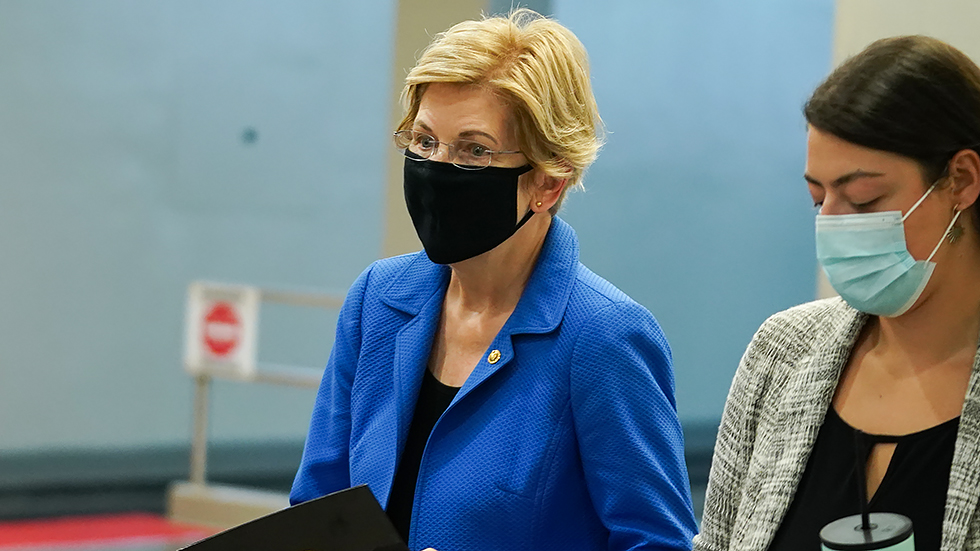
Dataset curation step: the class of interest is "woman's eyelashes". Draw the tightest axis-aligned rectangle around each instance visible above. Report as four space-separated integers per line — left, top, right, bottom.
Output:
852 198 880 211
810 198 881 212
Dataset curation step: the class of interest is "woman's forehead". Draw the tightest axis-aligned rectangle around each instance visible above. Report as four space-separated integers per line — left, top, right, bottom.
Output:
806 128 921 182
415 83 515 142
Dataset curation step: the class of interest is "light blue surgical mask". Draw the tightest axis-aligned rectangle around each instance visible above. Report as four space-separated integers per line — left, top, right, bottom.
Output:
815 183 962 317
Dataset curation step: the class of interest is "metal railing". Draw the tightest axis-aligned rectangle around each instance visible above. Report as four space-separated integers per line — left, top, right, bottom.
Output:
171 282 345 528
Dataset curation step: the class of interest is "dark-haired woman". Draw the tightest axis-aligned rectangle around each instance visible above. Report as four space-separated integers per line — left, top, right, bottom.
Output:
693 36 980 551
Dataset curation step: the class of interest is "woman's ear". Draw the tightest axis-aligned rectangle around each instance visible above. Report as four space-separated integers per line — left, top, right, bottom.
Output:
529 158 573 213
530 171 567 213
948 148 980 211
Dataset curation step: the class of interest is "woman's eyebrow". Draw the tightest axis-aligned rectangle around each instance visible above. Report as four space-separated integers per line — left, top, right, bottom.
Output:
458 130 499 145
412 122 500 146
804 169 885 187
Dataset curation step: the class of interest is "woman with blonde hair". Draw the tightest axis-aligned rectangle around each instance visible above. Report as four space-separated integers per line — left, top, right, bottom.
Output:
291 9 696 551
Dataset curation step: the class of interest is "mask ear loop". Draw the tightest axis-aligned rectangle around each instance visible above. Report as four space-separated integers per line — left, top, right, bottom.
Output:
513 165 540 232
901 182 939 222
514 205 536 232
926 208 963 262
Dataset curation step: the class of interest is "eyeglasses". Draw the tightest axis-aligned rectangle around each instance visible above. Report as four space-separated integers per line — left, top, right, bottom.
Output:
393 130 524 170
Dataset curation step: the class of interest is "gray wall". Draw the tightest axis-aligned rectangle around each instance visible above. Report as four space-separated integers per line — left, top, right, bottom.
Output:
0 0 833 459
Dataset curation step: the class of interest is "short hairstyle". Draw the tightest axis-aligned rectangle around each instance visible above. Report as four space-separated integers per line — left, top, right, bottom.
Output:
805 35 980 235
397 9 604 213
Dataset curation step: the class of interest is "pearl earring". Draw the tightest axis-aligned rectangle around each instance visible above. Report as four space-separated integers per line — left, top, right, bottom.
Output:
536 201 543 208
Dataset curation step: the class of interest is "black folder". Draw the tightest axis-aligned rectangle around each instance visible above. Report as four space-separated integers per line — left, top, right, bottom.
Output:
181 485 408 551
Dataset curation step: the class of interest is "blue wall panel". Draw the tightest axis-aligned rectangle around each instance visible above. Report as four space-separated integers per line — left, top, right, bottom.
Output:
553 0 834 424
0 0 834 455
0 0 395 451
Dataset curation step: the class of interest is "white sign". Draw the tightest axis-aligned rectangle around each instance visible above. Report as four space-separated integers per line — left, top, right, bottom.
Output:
184 282 260 379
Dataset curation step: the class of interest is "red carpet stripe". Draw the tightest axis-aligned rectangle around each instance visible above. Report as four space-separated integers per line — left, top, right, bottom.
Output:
0 513 212 548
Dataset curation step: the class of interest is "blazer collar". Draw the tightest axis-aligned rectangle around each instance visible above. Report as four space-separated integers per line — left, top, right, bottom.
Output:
505 215 579 335
379 254 451 316
379 216 579 335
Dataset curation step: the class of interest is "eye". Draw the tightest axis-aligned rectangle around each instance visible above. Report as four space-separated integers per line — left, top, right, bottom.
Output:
806 181 824 211
459 140 491 158
809 192 824 210
415 133 437 151
853 198 880 211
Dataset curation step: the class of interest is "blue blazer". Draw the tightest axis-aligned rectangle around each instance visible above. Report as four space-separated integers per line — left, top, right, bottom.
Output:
291 217 696 551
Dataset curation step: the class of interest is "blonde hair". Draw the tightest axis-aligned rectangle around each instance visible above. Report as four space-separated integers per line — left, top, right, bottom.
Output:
397 9 604 212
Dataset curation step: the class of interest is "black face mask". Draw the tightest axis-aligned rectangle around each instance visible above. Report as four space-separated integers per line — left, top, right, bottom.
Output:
403 154 535 265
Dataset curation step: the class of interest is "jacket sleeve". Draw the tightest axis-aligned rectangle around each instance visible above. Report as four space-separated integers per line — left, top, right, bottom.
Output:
692 319 771 551
289 263 374 505
569 300 698 551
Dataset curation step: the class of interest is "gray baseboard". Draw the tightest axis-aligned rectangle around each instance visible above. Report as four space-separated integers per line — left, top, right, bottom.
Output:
0 421 718 520
683 420 719 521
683 420 718 488
0 441 305 519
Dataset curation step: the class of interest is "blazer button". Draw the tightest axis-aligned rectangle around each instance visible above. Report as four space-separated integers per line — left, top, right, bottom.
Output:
487 349 501 364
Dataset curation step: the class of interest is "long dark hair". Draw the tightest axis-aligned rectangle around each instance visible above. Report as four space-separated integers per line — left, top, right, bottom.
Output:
804 35 980 234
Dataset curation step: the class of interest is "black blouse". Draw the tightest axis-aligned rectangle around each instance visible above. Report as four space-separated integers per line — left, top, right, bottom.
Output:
385 368 460 543
769 407 959 551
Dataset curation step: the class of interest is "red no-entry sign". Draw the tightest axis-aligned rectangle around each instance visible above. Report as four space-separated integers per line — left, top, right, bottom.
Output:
203 302 241 357
184 283 260 378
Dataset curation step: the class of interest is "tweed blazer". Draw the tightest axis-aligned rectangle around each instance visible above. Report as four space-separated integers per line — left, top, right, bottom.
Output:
692 297 980 551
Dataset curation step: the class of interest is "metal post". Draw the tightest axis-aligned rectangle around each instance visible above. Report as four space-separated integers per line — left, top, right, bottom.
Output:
190 374 211 485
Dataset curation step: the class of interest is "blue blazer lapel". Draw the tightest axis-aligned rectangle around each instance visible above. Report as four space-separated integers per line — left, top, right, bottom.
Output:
369 218 580 498
455 217 579 402
392 290 445 453
372 253 449 506
455 329 516 403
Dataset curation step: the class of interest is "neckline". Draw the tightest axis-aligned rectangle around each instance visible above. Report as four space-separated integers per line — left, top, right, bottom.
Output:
829 407 960 442
424 368 462 394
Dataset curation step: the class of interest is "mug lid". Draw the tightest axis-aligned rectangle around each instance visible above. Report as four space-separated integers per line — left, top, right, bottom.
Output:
820 513 913 550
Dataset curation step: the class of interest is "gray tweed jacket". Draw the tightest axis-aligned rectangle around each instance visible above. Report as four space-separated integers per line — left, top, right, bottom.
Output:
692 297 980 551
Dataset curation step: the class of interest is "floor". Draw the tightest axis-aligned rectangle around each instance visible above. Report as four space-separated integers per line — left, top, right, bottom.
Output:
0 483 707 551
0 514 211 551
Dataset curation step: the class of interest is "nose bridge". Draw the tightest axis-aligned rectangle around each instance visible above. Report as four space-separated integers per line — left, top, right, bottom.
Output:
820 193 847 216
428 140 453 162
